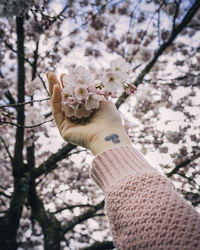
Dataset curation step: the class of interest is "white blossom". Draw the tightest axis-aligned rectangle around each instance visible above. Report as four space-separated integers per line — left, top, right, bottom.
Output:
102 71 126 92
85 93 103 111
110 58 130 73
74 85 89 101
69 66 94 86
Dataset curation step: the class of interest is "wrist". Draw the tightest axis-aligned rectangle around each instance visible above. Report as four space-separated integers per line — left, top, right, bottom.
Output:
89 127 132 156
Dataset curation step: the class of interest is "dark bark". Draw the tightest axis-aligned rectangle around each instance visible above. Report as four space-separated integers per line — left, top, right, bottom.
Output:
13 17 25 177
27 40 64 250
5 90 16 106
28 181 64 250
82 241 115 250
1 17 29 250
182 191 200 207
4 173 30 250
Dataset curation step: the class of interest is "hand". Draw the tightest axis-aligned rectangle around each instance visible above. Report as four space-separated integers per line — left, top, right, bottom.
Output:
47 72 131 155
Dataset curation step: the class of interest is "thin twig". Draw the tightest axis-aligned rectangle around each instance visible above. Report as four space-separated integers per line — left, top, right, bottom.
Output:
0 97 50 109
40 0 115 63
4 41 49 95
0 119 53 128
172 0 182 31
167 152 200 177
116 0 200 108
0 191 12 198
52 203 96 214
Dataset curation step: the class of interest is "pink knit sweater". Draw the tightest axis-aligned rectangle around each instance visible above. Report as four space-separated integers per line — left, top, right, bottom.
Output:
90 145 200 250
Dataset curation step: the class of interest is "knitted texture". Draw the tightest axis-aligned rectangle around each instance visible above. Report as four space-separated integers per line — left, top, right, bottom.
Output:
90 145 200 250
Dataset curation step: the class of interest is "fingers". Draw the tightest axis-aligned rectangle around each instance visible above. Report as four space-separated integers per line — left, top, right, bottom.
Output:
46 72 60 97
60 73 66 88
51 84 64 127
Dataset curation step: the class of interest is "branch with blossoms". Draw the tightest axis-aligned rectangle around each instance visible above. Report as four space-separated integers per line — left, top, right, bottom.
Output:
125 0 166 57
182 191 200 207
63 200 105 233
178 172 199 188
39 0 114 64
115 0 200 109
52 202 100 214
30 3 69 30
166 151 200 177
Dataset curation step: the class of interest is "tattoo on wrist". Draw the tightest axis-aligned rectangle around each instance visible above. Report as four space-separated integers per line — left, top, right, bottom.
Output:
105 134 120 144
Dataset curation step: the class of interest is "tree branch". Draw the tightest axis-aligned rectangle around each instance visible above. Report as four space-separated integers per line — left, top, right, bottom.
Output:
81 241 114 250
63 200 104 233
1 119 53 128
28 179 64 249
52 203 96 214
4 90 16 106
12 17 25 177
166 151 200 177
4 41 49 95
5 18 30 248
182 191 200 207
116 0 200 109
33 143 77 179
0 191 11 199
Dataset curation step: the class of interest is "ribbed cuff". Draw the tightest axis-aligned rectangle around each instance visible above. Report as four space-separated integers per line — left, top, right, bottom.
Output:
90 145 160 193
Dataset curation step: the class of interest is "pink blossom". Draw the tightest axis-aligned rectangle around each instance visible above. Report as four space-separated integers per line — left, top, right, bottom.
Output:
125 84 137 95
69 66 94 85
88 84 103 95
66 97 76 105
85 94 103 111
74 85 89 101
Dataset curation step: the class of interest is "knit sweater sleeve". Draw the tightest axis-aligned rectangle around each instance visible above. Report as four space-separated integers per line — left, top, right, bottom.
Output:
90 145 200 250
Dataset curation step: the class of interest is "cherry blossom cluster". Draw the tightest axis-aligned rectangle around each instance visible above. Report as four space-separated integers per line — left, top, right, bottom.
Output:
61 58 137 119
0 0 41 17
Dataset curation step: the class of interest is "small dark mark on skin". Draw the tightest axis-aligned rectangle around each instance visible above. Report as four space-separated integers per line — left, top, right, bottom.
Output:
105 134 120 144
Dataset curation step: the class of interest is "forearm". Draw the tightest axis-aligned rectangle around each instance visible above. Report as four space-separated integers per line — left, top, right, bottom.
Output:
89 127 132 156
90 145 200 249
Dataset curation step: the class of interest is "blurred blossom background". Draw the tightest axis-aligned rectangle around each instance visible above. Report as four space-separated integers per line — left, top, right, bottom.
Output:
0 0 200 249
